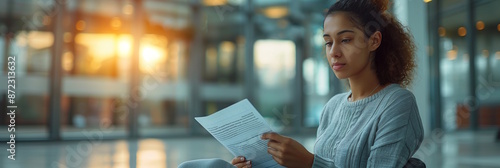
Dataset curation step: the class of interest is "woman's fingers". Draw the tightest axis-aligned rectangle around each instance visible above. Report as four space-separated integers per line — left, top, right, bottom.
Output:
231 156 245 164
261 132 287 142
267 147 283 158
233 161 252 168
232 156 251 168
271 155 284 165
267 140 284 151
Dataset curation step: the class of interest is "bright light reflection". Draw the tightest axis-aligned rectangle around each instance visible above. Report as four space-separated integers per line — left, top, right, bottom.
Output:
140 35 167 72
254 40 296 88
117 35 132 57
75 33 116 59
75 33 167 73
137 139 166 168
62 51 74 71
141 45 162 63
16 31 54 49
113 141 130 168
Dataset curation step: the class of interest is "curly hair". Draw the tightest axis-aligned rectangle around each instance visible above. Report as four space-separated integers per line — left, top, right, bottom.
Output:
325 0 416 88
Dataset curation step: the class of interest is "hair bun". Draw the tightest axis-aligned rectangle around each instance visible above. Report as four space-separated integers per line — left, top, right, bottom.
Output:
371 0 389 13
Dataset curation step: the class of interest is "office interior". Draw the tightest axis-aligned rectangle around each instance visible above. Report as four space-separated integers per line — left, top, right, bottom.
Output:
0 0 500 167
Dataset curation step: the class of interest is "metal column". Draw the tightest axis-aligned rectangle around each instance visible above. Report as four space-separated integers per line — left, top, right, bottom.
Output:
244 0 256 104
293 40 305 133
428 1 442 131
2 0 13 72
48 0 66 140
466 0 478 130
188 1 204 135
128 0 143 138
293 12 311 133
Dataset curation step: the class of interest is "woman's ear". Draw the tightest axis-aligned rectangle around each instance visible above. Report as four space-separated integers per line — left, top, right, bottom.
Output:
369 31 382 51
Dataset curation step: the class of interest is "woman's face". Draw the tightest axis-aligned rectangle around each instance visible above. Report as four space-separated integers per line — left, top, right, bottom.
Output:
323 12 379 79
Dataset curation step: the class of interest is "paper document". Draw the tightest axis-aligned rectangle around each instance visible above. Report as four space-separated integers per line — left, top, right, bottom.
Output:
195 99 284 168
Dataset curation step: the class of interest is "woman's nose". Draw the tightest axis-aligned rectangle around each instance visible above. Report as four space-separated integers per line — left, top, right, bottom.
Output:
328 44 341 58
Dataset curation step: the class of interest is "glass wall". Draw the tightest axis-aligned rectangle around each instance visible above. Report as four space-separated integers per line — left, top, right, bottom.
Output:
60 9 130 137
194 1 246 135
1 0 390 140
0 1 51 139
303 24 335 128
136 0 190 136
438 0 469 131
431 0 500 131
472 0 500 129
53 0 192 138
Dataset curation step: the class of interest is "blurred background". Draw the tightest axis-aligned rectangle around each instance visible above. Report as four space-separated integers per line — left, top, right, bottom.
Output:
0 0 499 167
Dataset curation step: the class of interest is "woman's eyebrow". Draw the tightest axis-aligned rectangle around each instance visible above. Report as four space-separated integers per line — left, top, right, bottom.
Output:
323 30 355 38
337 30 354 35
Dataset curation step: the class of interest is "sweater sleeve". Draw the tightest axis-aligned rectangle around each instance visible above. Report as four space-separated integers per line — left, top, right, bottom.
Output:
367 90 424 168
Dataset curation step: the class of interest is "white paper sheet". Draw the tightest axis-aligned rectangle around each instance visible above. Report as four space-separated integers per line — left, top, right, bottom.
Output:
195 99 284 168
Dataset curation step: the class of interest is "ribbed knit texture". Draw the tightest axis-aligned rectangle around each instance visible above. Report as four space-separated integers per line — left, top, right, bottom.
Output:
312 84 424 168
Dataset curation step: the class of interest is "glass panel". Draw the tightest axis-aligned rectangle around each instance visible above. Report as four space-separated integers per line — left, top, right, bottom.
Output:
474 0 500 128
439 0 469 131
201 1 245 85
201 4 245 85
62 31 129 137
54 0 191 137
442 0 466 8
138 37 190 136
138 0 191 136
0 0 51 139
303 26 333 127
61 0 131 137
194 2 247 134
254 39 296 132
253 4 297 128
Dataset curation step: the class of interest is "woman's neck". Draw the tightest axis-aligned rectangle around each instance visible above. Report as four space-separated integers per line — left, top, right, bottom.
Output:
348 70 382 102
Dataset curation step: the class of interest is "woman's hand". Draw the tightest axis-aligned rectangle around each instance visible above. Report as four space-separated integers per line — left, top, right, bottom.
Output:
261 132 314 168
231 156 252 168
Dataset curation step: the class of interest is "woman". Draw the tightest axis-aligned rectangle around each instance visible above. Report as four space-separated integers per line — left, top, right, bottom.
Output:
180 0 423 167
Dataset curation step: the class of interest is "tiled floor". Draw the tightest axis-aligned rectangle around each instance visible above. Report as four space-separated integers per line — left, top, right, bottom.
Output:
1 130 499 168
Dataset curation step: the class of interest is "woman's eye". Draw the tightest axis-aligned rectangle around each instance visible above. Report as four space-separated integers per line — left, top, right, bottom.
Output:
325 42 332 47
341 39 351 43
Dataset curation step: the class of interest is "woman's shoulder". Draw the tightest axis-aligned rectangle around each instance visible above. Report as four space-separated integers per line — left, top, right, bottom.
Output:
377 84 419 118
383 84 416 103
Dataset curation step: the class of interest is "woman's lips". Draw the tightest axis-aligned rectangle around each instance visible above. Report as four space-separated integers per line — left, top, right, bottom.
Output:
332 63 346 71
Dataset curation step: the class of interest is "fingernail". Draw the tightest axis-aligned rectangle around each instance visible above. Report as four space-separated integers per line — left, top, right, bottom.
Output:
240 157 245 161
246 161 251 165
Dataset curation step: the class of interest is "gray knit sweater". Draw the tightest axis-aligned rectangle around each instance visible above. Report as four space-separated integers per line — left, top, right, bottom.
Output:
312 84 424 168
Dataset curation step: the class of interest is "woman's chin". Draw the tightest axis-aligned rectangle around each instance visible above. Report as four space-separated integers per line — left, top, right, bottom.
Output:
333 72 348 79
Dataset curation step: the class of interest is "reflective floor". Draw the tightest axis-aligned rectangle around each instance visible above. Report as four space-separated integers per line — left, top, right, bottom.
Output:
1 130 499 168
